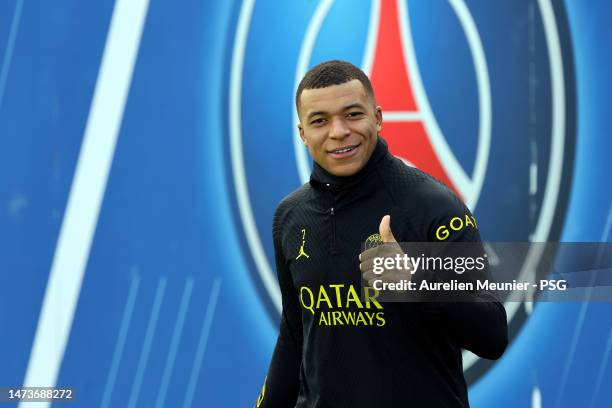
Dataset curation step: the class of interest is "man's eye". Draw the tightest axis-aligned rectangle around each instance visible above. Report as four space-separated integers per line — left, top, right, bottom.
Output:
310 118 326 125
347 111 364 118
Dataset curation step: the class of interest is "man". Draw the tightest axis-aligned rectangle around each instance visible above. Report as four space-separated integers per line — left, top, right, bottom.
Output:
256 60 507 407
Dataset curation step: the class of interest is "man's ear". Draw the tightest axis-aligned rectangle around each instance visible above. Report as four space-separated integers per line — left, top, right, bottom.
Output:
298 124 307 145
375 106 383 132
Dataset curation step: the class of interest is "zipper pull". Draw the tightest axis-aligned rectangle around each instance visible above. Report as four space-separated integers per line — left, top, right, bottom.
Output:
329 206 339 255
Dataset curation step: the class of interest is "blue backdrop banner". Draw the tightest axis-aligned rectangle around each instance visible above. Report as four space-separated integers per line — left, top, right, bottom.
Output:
0 0 611 407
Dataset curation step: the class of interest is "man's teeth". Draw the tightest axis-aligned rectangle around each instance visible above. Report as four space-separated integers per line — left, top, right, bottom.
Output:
333 146 355 154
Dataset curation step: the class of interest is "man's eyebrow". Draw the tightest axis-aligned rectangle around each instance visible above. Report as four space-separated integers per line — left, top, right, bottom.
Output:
342 103 366 111
306 111 326 120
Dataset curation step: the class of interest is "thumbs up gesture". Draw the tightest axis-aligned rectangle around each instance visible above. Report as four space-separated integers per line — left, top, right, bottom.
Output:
360 215 413 288
378 214 397 243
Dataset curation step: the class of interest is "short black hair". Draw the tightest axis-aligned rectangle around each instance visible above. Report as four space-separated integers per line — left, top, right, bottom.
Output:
295 60 376 112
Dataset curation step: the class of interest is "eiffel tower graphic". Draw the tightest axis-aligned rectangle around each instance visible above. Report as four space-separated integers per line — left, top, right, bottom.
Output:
368 0 462 199
296 228 310 260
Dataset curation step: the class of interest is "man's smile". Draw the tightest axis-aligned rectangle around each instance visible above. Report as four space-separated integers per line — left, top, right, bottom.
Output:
327 143 361 159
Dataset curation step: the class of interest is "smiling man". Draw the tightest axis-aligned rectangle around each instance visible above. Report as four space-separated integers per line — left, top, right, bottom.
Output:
256 60 507 407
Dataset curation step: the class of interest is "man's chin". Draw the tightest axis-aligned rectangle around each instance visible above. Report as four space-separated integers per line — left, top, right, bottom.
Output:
326 161 365 177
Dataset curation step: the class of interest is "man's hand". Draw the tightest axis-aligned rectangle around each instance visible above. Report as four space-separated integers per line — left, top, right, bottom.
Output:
360 215 413 287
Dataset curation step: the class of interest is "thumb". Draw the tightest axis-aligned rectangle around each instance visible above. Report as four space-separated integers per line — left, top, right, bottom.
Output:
379 215 397 243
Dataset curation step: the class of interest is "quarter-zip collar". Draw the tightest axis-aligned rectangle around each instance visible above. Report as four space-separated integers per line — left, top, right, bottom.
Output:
309 137 390 256
310 136 390 191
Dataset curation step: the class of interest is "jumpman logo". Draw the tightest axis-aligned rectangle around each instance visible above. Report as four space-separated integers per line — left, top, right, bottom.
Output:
296 228 310 260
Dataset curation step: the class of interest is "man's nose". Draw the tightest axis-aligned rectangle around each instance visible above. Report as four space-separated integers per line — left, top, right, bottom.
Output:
329 117 350 139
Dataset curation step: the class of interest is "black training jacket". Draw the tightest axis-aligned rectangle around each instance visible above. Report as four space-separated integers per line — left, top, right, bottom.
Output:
256 137 508 408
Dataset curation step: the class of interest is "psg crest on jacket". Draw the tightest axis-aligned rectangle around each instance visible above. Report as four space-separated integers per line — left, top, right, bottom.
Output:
226 0 575 383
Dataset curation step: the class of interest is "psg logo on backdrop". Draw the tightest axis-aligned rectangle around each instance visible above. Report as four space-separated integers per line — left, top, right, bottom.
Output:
227 0 575 382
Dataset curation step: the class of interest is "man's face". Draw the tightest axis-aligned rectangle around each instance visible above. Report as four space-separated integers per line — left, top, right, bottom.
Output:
298 79 383 177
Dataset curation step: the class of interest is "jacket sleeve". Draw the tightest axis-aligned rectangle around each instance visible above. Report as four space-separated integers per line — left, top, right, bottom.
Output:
424 200 508 360
256 209 303 407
